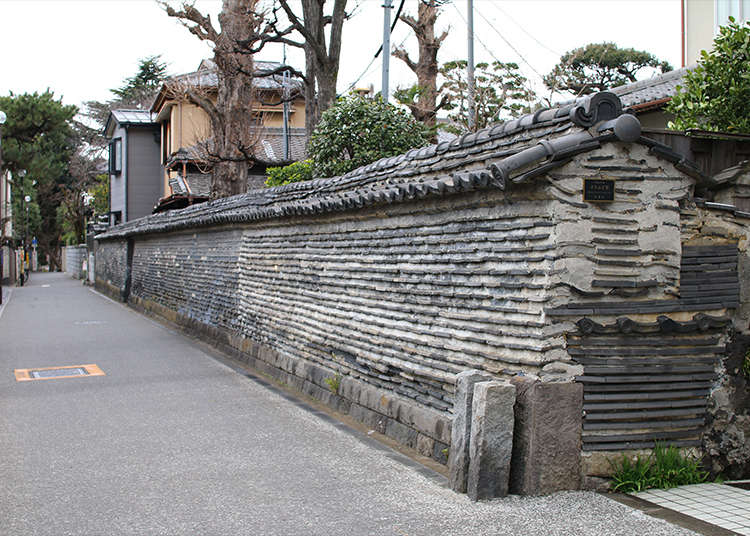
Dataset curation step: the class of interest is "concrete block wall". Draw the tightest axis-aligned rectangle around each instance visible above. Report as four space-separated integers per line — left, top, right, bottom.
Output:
94 240 127 295
92 92 750 484
130 229 243 334
63 245 88 279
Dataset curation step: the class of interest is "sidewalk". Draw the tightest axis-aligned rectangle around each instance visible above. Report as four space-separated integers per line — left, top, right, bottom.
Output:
634 483 750 535
0 272 697 536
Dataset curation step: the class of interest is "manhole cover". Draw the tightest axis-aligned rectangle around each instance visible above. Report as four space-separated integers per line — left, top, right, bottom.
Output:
14 364 105 382
31 367 88 379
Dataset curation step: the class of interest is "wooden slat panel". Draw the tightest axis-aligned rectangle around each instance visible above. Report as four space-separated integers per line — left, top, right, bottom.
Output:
582 429 702 443
569 347 724 357
584 407 706 421
584 398 707 411
583 439 701 451
583 417 705 431
584 389 710 401
577 373 717 383
570 337 721 347
582 364 715 374
583 381 713 392
574 357 719 365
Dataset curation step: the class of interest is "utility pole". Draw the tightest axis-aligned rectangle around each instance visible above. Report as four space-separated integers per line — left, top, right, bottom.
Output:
467 0 476 131
382 0 393 103
282 44 290 162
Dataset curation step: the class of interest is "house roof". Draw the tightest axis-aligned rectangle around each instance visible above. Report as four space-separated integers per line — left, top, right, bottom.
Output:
165 127 308 169
151 59 304 114
611 66 693 111
101 91 660 240
103 109 156 137
254 127 307 165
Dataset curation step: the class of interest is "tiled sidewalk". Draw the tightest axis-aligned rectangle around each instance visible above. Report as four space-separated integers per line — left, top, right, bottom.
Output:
635 483 750 535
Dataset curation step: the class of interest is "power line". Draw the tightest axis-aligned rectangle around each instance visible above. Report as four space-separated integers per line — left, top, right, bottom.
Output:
340 0 406 96
484 2 561 58
450 3 538 104
470 5 546 81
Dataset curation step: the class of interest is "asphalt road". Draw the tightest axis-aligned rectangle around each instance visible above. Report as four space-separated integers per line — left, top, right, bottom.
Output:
0 272 697 536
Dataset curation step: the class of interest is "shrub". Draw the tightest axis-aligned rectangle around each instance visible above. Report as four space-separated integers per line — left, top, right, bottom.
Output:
667 17 750 133
308 94 429 178
264 159 314 188
610 443 709 493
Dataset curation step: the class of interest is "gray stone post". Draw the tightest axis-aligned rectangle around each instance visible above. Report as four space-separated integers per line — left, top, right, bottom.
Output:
509 376 583 496
448 370 494 493
467 380 516 501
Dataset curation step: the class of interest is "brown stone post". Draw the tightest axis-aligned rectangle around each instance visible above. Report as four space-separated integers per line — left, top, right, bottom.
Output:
509 376 583 495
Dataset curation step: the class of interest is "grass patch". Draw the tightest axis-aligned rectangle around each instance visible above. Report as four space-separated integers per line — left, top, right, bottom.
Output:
324 373 342 395
610 443 710 493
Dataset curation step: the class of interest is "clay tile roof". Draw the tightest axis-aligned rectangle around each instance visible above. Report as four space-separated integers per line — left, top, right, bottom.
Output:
100 91 653 240
611 66 693 109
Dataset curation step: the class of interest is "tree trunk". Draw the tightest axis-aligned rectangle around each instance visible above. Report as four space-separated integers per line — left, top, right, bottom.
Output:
208 0 260 199
393 1 447 135
298 0 347 138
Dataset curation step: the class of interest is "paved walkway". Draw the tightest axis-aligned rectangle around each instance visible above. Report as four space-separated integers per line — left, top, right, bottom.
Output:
0 272 697 536
635 483 750 535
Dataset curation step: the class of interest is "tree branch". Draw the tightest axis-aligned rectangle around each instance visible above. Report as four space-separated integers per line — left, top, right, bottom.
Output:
160 1 219 42
393 47 416 72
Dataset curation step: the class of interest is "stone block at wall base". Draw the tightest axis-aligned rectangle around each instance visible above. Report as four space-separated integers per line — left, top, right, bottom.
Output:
581 476 611 492
95 279 122 302
467 381 516 501
448 370 495 493
509 376 583 496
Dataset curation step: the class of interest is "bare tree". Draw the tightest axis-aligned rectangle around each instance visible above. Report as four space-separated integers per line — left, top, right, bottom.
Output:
393 0 449 132
276 0 348 137
59 152 100 245
163 0 265 199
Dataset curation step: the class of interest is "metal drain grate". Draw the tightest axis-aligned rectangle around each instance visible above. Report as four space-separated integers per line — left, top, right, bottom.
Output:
14 364 105 382
31 367 88 379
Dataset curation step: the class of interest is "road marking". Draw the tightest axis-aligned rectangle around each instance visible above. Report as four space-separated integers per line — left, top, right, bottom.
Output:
14 363 106 382
41 284 50 288
74 320 108 326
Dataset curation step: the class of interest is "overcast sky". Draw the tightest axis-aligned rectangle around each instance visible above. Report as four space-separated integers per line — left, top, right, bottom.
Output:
0 0 681 112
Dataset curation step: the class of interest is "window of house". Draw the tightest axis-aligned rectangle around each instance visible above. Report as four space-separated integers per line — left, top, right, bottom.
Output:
109 138 122 175
111 211 122 226
716 0 750 32
162 122 171 164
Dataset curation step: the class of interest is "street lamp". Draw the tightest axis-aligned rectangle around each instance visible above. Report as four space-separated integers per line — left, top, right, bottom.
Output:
23 193 30 285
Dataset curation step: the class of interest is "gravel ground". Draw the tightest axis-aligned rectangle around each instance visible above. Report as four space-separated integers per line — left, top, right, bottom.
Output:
0 273 697 536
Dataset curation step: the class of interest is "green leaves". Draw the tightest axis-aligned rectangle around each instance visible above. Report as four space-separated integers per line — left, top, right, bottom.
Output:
610 443 710 493
439 60 536 134
544 42 672 96
265 159 314 187
666 18 750 133
0 91 77 252
307 95 430 178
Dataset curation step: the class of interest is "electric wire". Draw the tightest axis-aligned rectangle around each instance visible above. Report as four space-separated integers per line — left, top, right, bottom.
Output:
484 2 561 58
470 4 546 81
449 3 538 109
340 0 406 95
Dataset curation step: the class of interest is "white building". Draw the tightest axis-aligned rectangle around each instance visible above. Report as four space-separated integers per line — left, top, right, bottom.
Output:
683 0 750 66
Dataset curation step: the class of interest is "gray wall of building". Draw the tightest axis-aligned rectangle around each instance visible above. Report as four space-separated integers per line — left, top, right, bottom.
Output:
109 124 127 224
126 125 162 221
